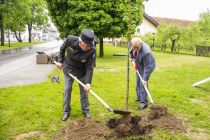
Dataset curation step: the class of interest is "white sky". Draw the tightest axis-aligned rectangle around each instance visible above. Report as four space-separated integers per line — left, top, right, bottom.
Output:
144 0 210 21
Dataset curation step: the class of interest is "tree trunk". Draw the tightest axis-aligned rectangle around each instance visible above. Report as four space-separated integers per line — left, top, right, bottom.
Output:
14 31 22 42
28 22 32 43
126 36 131 111
8 29 10 47
151 38 155 50
171 39 176 52
0 14 5 46
99 38 104 57
18 31 22 42
161 43 166 51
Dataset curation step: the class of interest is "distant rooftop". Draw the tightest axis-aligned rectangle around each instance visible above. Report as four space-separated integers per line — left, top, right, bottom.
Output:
153 17 192 26
143 13 193 27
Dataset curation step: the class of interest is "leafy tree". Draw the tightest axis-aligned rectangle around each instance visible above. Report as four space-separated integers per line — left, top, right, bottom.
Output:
143 33 156 50
25 0 48 43
157 24 184 52
0 0 22 45
3 0 28 43
46 0 143 57
6 1 30 42
198 10 210 45
179 10 210 52
179 23 201 51
1 0 48 44
156 25 169 51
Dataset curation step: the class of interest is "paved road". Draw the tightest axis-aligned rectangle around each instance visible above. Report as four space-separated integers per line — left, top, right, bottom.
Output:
0 40 63 88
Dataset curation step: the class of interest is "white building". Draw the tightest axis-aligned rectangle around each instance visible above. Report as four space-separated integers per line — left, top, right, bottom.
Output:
136 13 159 35
3 26 59 42
136 13 192 36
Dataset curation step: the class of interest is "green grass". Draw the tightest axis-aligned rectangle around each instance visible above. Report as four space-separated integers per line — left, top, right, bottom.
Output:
0 44 210 139
152 47 196 55
0 42 44 50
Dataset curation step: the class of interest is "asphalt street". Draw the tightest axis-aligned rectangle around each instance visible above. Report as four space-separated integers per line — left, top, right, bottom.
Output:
0 40 63 88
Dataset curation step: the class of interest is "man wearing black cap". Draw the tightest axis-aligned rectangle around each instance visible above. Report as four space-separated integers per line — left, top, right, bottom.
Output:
55 29 96 121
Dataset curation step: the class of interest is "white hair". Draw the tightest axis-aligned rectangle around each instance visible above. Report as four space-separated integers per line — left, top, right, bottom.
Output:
131 37 142 45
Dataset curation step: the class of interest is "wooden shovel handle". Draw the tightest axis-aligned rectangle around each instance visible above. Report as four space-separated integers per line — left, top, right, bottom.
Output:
131 60 155 106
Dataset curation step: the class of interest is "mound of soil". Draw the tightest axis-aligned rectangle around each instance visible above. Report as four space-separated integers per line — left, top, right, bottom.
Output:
148 105 168 120
142 105 186 133
53 119 110 140
107 116 153 138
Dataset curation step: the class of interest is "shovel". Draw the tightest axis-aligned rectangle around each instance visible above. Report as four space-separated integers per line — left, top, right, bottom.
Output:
69 73 131 116
131 59 155 106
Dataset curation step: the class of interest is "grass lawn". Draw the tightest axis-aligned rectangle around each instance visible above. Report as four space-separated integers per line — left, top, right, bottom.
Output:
0 45 209 139
152 47 195 55
0 42 44 50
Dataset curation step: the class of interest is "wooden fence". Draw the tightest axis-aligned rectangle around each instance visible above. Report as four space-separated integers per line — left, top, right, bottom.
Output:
196 45 210 57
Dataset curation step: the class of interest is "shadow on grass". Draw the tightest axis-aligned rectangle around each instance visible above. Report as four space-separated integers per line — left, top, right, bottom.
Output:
194 86 210 92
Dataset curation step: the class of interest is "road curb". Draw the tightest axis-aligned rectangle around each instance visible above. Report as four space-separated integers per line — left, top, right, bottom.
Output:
0 46 33 54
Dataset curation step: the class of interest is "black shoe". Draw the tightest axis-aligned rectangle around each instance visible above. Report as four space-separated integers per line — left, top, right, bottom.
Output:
134 99 140 102
138 104 148 110
83 112 92 119
62 113 70 121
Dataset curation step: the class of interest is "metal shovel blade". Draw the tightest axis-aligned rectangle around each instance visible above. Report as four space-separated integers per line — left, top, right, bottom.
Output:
113 109 131 116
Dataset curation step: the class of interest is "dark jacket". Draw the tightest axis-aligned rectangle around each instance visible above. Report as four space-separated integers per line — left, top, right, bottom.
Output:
130 42 155 81
58 35 96 84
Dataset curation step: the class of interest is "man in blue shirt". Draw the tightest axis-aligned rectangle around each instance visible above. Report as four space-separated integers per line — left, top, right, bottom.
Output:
130 37 155 110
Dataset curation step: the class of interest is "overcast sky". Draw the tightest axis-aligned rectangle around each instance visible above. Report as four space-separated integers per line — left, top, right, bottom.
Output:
144 0 210 21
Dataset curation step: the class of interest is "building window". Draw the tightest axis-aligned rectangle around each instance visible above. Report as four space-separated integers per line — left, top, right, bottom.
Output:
137 28 140 34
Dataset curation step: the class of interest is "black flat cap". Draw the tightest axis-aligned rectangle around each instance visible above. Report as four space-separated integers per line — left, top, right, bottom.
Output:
79 29 94 47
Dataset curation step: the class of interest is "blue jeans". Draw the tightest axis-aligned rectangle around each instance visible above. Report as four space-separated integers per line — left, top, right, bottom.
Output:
63 74 89 114
136 73 148 106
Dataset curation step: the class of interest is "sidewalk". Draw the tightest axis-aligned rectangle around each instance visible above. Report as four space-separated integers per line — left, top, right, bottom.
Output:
0 42 44 54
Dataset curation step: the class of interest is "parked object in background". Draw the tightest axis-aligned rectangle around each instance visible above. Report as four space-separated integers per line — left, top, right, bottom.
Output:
36 54 49 64
36 51 59 64
36 51 46 55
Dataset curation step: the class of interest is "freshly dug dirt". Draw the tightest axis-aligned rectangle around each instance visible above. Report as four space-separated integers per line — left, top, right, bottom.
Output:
107 116 153 138
53 119 110 140
54 105 186 139
142 105 186 133
107 105 186 137
148 105 168 120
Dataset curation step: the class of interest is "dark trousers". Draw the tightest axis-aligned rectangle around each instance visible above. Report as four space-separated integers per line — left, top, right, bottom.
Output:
63 74 89 114
136 72 148 106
